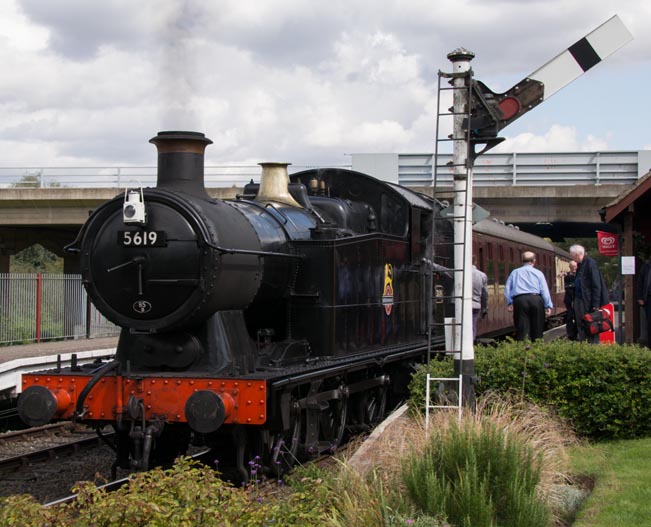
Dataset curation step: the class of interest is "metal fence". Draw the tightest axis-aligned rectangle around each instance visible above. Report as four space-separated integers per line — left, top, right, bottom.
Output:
398 151 641 187
2 151 648 189
0 164 353 189
0 273 118 345
351 151 648 188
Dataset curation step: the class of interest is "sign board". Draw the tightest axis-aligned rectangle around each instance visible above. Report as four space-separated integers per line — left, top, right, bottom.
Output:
597 230 618 256
621 256 635 275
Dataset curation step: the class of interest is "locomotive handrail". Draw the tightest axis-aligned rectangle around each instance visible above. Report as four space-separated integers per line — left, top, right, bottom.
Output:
203 240 304 259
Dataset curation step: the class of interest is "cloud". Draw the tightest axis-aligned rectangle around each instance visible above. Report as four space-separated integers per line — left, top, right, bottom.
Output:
0 0 647 169
0 0 48 51
16 0 180 60
495 124 609 152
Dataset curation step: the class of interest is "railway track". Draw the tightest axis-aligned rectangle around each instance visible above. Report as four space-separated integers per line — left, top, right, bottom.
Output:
0 421 74 444
42 448 337 508
0 410 379 505
0 422 117 503
42 450 216 508
0 426 113 474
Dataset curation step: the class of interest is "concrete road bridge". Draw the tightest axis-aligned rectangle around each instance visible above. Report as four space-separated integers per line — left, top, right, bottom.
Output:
1 150 650 272
354 150 651 239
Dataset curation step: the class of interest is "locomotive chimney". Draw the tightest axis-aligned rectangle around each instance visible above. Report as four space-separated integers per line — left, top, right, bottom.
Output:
149 131 213 197
256 162 302 208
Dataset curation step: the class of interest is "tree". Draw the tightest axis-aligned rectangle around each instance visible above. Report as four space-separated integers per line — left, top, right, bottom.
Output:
10 244 63 273
10 171 62 188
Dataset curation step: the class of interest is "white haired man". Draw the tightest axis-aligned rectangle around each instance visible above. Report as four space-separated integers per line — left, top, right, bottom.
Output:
570 244 608 343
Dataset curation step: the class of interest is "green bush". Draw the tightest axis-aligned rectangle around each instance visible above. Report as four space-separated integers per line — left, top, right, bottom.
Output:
409 341 651 440
403 418 549 527
0 457 334 526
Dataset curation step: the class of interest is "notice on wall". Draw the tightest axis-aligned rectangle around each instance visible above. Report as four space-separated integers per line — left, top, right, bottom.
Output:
621 256 635 275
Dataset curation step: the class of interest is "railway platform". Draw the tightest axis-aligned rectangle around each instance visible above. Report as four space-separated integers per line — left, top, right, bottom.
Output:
0 336 118 365
0 336 117 400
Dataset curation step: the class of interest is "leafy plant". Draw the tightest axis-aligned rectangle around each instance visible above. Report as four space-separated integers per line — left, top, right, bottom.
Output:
0 457 334 526
403 418 549 527
409 340 651 440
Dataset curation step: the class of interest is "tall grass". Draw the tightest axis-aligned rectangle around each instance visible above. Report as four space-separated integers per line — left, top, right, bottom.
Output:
327 393 576 527
403 418 549 526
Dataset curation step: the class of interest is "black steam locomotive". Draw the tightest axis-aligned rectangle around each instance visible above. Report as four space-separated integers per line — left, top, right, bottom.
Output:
17 131 566 478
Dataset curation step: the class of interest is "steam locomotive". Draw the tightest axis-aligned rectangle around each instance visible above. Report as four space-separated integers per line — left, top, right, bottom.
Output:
17 131 568 478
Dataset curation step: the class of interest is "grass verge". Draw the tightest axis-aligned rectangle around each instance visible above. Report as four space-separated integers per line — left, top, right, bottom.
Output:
569 438 651 527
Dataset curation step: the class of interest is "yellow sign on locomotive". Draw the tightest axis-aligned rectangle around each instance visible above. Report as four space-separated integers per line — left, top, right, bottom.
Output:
382 263 394 315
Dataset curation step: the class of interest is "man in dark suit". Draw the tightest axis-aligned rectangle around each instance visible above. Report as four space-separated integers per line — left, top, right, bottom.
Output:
570 244 609 343
563 260 578 340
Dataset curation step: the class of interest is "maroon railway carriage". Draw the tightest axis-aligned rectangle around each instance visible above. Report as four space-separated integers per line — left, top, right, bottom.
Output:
474 218 570 338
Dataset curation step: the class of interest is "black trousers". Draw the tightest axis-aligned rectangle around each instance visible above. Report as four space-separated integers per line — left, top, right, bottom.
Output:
565 308 578 340
513 294 545 341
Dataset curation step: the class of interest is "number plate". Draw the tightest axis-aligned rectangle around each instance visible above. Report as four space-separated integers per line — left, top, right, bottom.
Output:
118 230 167 247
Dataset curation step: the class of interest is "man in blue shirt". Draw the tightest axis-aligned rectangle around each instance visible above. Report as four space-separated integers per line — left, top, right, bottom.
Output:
504 251 553 341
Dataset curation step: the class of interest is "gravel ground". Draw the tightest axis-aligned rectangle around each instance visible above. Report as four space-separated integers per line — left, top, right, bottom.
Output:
0 424 92 459
0 425 119 504
0 443 117 504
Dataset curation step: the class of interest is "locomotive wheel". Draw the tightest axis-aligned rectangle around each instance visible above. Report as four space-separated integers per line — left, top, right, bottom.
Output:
362 385 388 426
269 411 302 476
318 395 348 454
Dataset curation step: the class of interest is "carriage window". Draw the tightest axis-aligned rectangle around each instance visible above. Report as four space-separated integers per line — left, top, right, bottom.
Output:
487 243 493 259
499 246 504 261
486 261 497 297
498 262 506 297
486 261 495 283
498 263 506 285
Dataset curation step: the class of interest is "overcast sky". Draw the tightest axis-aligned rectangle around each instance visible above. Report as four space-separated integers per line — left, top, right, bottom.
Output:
0 0 649 168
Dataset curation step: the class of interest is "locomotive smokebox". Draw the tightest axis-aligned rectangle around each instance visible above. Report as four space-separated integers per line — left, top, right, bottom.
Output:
149 131 213 197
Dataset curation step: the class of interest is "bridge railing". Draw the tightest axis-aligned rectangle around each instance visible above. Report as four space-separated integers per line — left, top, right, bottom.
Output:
396 151 641 187
0 151 644 189
0 273 118 345
0 165 352 189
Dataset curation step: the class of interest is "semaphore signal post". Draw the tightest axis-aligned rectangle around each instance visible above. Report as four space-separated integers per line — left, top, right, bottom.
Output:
427 15 633 421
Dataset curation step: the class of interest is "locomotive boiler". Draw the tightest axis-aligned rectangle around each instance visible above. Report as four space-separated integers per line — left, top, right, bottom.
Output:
18 131 438 477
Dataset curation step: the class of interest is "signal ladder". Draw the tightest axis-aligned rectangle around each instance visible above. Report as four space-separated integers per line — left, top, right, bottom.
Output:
425 61 474 427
